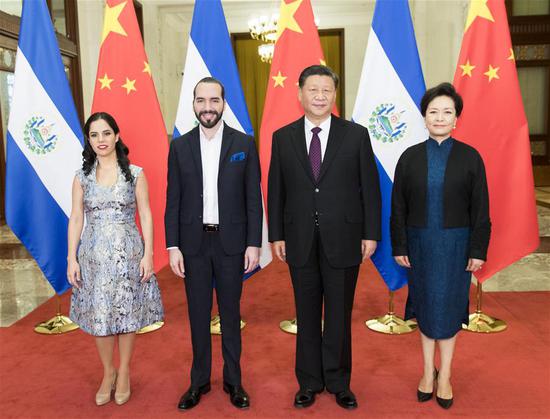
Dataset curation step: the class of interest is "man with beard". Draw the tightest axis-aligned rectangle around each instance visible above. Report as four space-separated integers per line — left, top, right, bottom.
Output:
165 77 262 411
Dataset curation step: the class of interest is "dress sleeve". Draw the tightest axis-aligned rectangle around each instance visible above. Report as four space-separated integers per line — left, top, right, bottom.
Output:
75 169 86 189
130 165 143 185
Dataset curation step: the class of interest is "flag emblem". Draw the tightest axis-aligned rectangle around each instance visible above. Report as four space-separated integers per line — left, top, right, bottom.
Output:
23 116 58 154
368 103 407 143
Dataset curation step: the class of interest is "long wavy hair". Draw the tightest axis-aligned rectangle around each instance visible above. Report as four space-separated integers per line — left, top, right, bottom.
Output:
82 112 133 183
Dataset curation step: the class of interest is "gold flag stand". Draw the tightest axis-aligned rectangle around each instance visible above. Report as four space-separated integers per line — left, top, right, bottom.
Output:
462 281 507 333
365 290 417 334
137 321 165 334
34 295 79 334
279 317 297 334
210 314 246 335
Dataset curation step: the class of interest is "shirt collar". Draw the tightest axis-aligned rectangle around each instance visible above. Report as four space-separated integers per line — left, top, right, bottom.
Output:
305 115 331 133
199 121 224 142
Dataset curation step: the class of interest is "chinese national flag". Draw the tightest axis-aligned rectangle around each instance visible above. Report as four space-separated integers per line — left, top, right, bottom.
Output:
92 0 168 270
259 0 336 200
453 0 539 282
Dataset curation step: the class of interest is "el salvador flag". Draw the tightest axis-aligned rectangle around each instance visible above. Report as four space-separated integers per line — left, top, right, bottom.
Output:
173 0 272 277
352 0 427 291
6 0 83 295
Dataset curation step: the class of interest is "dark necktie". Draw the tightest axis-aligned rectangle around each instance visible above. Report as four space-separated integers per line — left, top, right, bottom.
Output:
309 127 322 181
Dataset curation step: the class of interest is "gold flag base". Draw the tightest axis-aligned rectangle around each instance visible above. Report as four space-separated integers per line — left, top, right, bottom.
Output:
137 321 165 334
462 282 507 333
365 313 417 334
279 318 324 335
34 314 79 334
365 290 417 335
462 311 507 333
210 315 246 335
279 318 297 334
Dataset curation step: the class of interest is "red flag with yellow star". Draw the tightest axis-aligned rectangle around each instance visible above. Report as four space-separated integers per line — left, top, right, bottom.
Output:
453 0 539 282
259 0 336 199
92 0 168 270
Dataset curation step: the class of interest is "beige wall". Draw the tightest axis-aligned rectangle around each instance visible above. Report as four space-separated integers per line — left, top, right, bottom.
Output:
78 0 469 126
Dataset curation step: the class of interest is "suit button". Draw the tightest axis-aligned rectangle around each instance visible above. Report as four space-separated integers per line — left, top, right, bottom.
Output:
200 194 203 198
315 188 319 193
198 216 202 219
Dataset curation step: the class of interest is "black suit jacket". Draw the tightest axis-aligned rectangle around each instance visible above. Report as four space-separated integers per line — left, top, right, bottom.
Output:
268 115 381 268
165 123 262 256
391 138 491 260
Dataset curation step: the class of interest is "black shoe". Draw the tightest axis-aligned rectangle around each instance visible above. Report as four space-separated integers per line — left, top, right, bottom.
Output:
294 388 322 408
436 395 453 409
223 382 250 409
335 390 358 410
417 369 438 402
177 383 211 411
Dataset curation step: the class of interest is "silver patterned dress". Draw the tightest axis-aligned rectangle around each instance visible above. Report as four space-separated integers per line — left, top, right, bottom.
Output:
69 163 164 336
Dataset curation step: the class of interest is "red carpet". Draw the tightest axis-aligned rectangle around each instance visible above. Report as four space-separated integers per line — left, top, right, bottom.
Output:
1 259 549 418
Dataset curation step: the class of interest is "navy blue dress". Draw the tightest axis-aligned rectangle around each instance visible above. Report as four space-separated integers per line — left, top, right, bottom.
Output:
404 138 471 339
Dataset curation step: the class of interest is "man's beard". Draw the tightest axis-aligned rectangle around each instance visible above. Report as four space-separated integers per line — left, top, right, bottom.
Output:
195 110 223 129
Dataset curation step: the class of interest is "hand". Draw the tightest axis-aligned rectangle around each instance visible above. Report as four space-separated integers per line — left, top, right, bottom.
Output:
361 240 377 261
67 259 81 289
272 241 286 262
169 248 185 278
394 255 411 268
466 258 484 272
139 254 154 282
244 246 260 274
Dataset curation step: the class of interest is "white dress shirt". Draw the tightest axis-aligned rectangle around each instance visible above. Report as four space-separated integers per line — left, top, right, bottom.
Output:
304 115 331 162
200 121 224 224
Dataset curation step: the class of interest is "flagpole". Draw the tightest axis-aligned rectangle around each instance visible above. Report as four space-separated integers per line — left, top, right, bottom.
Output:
462 281 507 333
365 290 417 334
34 294 79 334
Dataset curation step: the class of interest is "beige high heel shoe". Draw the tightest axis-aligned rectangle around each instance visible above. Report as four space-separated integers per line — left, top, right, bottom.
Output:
95 371 117 406
114 375 131 405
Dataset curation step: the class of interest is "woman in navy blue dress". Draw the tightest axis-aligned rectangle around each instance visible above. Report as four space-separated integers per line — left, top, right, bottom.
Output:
391 83 491 409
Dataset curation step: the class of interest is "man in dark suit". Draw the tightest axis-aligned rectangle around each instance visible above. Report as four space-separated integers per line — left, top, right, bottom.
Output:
165 77 262 411
268 65 381 410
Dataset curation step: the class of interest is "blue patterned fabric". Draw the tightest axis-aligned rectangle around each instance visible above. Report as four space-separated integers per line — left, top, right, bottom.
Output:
404 138 471 339
70 164 164 336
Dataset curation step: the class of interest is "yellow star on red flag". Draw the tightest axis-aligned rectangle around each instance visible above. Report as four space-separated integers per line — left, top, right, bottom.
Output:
276 0 303 41
484 65 500 82
272 71 287 88
508 48 515 61
98 73 114 90
143 61 152 76
465 0 495 32
101 1 128 44
460 60 476 77
121 77 137 94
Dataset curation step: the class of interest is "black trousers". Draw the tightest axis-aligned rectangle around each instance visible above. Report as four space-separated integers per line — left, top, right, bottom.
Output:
183 231 244 387
289 229 359 394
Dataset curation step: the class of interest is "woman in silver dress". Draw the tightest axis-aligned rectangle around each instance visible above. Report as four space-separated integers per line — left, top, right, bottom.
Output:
67 112 163 406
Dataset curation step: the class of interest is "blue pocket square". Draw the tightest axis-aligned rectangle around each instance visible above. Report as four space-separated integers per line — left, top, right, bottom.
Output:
230 151 246 162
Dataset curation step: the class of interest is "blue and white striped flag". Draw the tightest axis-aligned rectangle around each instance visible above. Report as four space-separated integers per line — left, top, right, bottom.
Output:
352 0 427 291
173 0 272 277
6 0 83 294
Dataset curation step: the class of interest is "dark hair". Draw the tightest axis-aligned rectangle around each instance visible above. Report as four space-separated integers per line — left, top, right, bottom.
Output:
298 65 339 89
193 77 225 101
420 82 463 117
82 112 133 183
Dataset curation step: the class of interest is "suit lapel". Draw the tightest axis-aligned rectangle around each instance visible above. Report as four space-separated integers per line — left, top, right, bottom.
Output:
317 115 346 183
290 117 316 184
188 126 203 188
218 123 235 175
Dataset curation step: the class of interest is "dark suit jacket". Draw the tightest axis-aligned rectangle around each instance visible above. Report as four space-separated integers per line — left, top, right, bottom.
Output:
165 123 262 256
390 138 491 260
268 115 381 268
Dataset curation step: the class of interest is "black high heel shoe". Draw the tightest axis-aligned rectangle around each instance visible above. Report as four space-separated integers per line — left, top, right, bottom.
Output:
417 369 438 402
435 371 453 409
